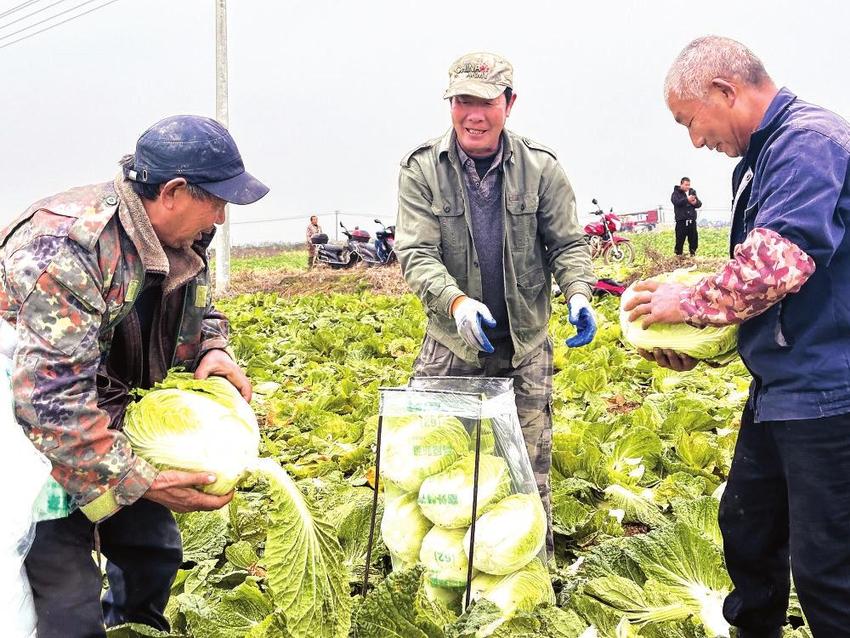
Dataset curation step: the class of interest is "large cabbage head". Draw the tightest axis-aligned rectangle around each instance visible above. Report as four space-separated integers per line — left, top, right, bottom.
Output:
418 454 512 529
381 491 433 568
470 558 555 615
382 415 470 492
124 372 259 495
419 525 475 589
620 269 738 363
465 492 546 575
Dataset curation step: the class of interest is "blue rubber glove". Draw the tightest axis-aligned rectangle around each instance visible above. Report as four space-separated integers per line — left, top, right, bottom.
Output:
453 297 497 353
566 294 597 348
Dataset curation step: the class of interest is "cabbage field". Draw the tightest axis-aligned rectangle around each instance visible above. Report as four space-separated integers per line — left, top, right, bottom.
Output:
107 229 812 638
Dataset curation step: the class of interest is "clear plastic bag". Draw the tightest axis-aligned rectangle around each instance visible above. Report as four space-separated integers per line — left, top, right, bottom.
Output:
1 321 51 637
372 377 547 610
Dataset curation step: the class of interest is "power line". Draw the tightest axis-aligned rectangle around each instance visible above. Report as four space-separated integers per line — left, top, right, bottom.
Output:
0 0 71 31
0 0 120 49
0 0 104 42
0 0 42 21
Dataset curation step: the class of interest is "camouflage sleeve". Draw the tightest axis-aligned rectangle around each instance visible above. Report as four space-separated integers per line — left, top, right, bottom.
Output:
196 304 232 365
7 235 157 522
680 227 815 326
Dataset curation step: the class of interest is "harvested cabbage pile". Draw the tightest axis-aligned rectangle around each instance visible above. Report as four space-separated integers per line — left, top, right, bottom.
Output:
123 372 352 638
620 269 738 364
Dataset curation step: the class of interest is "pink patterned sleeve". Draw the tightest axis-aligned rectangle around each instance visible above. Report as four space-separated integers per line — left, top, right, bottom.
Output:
679 227 815 326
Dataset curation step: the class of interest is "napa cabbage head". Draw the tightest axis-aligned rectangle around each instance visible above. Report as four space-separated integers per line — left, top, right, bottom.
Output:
470 558 555 615
464 492 547 575
124 373 259 495
123 372 353 638
381 491 432 568
382 415 470 492
419 526 475 589
620 270 738 362
417 454 511 528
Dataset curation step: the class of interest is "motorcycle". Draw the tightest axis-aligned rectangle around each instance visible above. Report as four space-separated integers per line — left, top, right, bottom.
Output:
313 222 366 269
584 198 635 265
351 218 397 266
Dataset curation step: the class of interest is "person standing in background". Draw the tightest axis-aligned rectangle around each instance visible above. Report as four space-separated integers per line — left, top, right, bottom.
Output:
305 215 323 269
671 176 702 256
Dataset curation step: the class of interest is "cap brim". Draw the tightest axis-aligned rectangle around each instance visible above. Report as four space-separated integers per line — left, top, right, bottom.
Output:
443 79 507 100
196 170 270 205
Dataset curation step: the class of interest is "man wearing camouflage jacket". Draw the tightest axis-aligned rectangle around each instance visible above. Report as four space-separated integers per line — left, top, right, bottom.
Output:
0 115 268 637
396 52 597 554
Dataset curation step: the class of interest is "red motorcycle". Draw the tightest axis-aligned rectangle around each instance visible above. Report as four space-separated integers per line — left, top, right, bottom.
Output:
584 199 635 265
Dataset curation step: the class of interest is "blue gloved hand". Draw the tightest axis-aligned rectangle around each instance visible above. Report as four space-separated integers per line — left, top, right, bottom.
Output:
566 294 597 348
453 297 497 353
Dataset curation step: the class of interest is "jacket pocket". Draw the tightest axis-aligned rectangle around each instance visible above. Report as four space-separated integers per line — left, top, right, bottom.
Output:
432 202 467 273
506 193 539 250
774 301 792 348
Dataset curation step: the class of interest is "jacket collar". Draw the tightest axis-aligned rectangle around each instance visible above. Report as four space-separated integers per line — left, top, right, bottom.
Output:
438 129 515 165
744 87 796 167
113 174 205 295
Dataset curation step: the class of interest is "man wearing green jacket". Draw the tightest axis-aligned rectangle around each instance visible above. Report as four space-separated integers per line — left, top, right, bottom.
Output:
395 52 596 553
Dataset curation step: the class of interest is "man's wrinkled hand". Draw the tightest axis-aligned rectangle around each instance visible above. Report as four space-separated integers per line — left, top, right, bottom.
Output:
637 347 699 372
195 348 252 402
622 280 687 329
142 470 234 512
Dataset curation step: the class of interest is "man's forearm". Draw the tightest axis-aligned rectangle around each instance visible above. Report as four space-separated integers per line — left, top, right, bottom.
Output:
680 227 815 326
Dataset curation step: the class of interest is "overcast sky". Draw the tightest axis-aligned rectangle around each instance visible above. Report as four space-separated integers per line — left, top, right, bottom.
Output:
1 0 848 245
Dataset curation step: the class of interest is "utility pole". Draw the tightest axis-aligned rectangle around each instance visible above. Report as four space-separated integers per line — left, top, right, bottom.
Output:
214 0 230 292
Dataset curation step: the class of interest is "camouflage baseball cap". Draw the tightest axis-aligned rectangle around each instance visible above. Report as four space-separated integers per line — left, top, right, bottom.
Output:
444 52 513 100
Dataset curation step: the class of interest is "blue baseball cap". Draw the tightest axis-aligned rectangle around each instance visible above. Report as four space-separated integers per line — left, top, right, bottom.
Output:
125 115 269 205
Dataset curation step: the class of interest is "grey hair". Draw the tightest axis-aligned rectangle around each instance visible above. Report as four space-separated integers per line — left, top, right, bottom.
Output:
664 35 771 102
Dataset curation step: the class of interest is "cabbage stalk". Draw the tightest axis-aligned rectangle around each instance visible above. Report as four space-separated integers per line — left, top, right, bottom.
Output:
620 270 738 363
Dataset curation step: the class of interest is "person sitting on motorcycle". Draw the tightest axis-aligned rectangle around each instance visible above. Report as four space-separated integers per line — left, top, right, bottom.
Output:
395 51 596 558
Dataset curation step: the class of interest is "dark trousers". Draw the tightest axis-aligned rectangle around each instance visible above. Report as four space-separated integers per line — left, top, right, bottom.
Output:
24 499 182 638
412 335 555 554
674 218 698 255
719 408 850 636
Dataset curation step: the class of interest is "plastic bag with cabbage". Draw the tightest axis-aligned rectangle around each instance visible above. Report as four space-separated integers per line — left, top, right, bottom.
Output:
620 269 738 364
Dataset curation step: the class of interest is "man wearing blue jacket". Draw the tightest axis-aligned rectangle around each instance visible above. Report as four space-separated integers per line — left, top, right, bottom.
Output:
626 36 850 635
